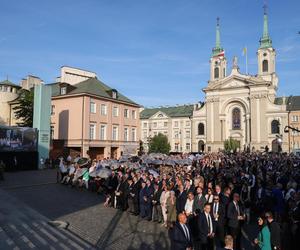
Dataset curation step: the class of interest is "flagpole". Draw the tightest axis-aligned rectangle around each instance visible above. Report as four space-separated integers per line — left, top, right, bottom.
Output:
245 46 248 75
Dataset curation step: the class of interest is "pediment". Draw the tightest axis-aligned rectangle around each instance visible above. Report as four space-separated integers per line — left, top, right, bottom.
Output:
207 74 266 91
150 111 169 119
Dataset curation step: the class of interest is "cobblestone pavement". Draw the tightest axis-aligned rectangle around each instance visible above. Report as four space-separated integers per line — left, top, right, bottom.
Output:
0 170 170 250
0 170 258 250
0 188 95 250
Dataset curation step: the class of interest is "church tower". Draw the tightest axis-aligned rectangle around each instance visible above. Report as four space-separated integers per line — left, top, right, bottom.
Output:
257 4 277 87
210 18 227 82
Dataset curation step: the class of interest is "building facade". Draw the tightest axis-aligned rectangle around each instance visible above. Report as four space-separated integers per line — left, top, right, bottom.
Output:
286 96 300 153
140 105 193 153
0 80 22 126
191 9 291 153
50 66 140 159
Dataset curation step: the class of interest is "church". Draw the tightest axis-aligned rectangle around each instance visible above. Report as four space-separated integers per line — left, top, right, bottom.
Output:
191 8 289 152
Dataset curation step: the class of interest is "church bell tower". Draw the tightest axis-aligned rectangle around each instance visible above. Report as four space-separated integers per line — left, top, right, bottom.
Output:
210 18 227 82
257 4 277 86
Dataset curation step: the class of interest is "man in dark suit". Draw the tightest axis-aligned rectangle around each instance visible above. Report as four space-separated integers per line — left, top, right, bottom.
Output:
227 193 245 250
211 194 226 248
193 186 207 214
265 211 281 250
152 183 162 222
170 213 193 250
196 203 215 250
176 184 187 214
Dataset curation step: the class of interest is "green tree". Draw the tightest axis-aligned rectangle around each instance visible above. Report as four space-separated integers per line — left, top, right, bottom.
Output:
224 137 240 153
13 89 34 127
148 133 171 154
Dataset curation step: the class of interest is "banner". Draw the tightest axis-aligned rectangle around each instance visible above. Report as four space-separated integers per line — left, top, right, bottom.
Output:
0 125 38 152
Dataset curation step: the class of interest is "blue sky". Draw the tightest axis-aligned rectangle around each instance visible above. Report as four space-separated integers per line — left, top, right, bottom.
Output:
0 0 299 107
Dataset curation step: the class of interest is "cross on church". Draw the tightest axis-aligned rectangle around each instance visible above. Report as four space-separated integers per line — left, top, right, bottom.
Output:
263 1 268 14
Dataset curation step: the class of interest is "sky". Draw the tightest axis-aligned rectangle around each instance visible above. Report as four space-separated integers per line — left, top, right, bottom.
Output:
0 0 299 107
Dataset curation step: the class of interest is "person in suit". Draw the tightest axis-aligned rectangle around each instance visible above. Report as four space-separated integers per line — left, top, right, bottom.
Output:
211 194 226 248
152 183 162 222
193 186 207 214
227 193 245 250
170 213 193 250
196 203 215 250
254 217 272 250
176 184 187 214
265 212 281 250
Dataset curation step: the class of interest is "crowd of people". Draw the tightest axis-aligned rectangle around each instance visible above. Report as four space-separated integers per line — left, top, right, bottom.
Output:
58 152 300 250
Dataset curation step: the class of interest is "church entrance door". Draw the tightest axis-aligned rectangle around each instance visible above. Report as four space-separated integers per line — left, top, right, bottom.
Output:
272 139 279 153
198 140 205 152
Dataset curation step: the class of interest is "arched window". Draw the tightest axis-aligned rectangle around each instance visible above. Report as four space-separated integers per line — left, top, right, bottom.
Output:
271 120 280 134
262 60 268 72
198 123 205 135
232 108 241 130
214 67 219 79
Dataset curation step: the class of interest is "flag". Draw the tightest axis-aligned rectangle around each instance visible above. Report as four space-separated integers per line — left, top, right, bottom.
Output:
214 50 225 57
242 47 247 56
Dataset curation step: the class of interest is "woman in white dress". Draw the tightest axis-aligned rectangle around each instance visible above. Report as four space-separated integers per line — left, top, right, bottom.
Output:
160 185 169 227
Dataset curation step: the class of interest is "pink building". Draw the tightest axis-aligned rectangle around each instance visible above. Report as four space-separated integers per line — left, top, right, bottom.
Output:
50 66 140 159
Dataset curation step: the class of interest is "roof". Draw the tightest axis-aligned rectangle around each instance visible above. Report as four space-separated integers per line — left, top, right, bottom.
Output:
275 96 300 111
51 77 139 106
140 105 194 119
0 80 21 88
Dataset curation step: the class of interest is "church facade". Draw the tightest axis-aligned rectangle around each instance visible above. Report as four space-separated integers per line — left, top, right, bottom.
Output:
191 10 289 152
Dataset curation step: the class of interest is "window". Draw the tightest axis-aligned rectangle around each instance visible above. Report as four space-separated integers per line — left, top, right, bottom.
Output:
60 86 67 95
143 131 147 139
292 116 299 122
132 110 136 119
164 122 168 127
214 67 219 79
158 114 163 118
124 109 129 118
131 128 136 141
113 106 119 117
3 86 7 92
112 90 117 99
90 101 96 113
232 108 241 130
50 126 54 139
175 144 179 151
174 131 179 139
271 120 280 134
153 122 157 128
89 124 96 140
174 121 179 127
262 60 268 72
51 105 55 115
100 104 107 115
112 126 118 140
124 128 129 141
186 121 190 127
143 122 147 128
186 143 191 151
198 123 205 135
186 130 190 139
100 125 106 140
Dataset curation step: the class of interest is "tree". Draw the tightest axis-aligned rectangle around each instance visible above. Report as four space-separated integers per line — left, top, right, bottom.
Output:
148 133 171 154
13 89 34 127
224 137 240 153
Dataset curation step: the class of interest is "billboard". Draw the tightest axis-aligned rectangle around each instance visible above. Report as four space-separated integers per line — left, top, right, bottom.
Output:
0 126 38 152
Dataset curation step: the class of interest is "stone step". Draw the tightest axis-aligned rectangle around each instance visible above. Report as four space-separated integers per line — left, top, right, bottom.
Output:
0 189 95 250
0 226 20 250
